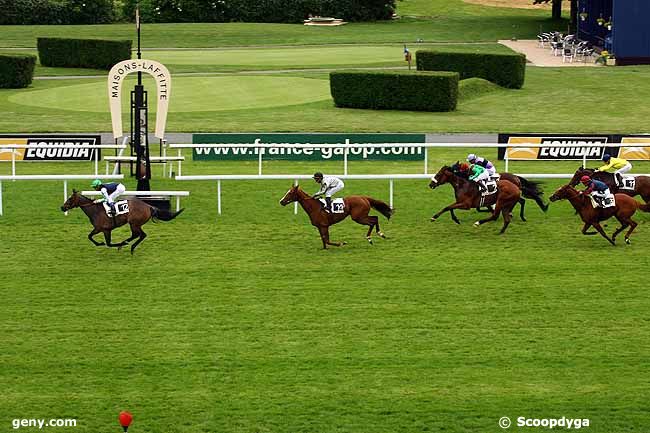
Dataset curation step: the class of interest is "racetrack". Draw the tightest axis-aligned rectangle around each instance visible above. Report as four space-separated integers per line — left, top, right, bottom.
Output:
2 155 649 433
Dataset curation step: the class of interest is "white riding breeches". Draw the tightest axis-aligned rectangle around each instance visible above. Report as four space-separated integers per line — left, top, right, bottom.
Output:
486 166 497 176
615 163 632 175
473 171 490 183
325 184 344 197
106 184 126 204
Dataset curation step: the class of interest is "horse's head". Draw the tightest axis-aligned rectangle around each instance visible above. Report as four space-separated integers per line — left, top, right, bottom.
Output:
61 189 81 212
569 166 594 187
429 166 454 189
279 185 299 206
549 184 576 202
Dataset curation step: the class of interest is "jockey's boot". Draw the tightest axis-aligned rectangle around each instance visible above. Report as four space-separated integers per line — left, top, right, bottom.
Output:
478 181 487 193
109 202 117 226
616 172 623 186
325 196 332 213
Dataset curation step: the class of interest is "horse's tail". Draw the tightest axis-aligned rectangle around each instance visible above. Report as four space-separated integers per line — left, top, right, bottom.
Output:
151 207 185 222
639 202 650 213
368 197 394 220
516 176 549 212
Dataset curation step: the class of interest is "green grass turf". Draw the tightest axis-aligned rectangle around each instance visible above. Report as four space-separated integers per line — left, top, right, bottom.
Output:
1 152 650 432
0 0 563 49
2 65 650 133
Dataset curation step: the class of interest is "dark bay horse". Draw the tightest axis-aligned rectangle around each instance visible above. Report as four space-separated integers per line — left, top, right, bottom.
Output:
279 185 393 249
429 165 525 233
450 161 548 212
549 184 650 245
61 190 184 254
569 166 650 202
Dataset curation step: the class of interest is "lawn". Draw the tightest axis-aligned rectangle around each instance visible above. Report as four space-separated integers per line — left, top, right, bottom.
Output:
1 153 650 433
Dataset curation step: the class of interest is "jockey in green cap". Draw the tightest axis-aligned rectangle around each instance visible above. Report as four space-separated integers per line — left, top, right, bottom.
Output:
91 179 126 219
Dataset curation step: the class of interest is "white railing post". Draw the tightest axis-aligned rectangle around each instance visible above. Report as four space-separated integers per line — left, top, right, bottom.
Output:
0 181 3 216
344 139 349 175
217 180 222 215
583 153 587 168
423 145 428 174
294 179 298 215
176 196 180 212
63 180 68 216
94 146 99 176
389 179 394 208
178 149 182 176
12 149 16 178
258 147 263 175
505 150 510 173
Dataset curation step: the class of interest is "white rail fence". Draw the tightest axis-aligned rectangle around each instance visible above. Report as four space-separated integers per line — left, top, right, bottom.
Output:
170 142 628 214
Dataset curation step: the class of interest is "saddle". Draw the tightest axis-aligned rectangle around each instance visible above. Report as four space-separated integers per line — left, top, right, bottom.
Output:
481 180 498 197
618 176 635 190
102 200 129 217
318 198 345 213
590 194 615 209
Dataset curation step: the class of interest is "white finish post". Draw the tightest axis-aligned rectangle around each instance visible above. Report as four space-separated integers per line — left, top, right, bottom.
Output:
424 146 428 174
258 147 263 175
217 180 221 215
583 153 587 168
63 180 68 216
344 139 349 175
94 147 98 176
389 179 394 208
176 196 180 212
0 181 3 216
294 179 298 215
162 139 167 178
505 150 509 173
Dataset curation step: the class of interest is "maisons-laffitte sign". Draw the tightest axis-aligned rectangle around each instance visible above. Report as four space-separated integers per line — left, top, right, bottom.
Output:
108 59 171 140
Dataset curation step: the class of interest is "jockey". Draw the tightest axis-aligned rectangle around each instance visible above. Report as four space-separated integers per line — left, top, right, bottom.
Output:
467 153 497 177
312 172 344 213
91 179 126 214
580 175 610 208
596 154 631 186
460 162 489 192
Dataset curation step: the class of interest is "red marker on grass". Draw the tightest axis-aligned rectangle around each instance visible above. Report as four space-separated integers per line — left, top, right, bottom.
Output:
119 411 133 432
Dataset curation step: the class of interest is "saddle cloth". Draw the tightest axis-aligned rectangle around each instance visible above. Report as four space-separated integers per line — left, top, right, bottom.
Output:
319 198 345 213
102 200 129 217
590 194 616 209
481 180 498 197
489 174 501 182
619 176 635 190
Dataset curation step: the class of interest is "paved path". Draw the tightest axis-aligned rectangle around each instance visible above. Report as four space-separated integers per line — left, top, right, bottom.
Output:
499 39 598 67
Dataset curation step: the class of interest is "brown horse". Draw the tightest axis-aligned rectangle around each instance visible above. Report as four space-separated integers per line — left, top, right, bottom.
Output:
428 165 524 233
61 190 184 254
569 166 650 202
450 161 549 212
549 184 650 245
279 185 393 249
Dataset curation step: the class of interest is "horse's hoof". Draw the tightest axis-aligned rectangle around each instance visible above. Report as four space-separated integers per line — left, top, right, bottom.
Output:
367 237 373 245
430 216 437 222
341 241 347 246
625 238 631 245
473 221 480 227
377 232 386 239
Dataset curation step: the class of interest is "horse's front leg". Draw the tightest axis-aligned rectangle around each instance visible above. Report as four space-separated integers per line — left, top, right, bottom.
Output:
88 228 105 246
581 222 597 235
318 226 345 249
103 230 127 248
431 202 469 222
592 222 616 246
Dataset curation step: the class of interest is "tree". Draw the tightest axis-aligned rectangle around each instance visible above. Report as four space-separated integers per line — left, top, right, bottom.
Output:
534 0 577 28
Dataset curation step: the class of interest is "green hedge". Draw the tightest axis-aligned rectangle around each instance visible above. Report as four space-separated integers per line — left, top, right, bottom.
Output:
122 0 395 23
0 0 113 25
330 71 459 112
416 50 526 89
0 55 36 89
37 38 132 70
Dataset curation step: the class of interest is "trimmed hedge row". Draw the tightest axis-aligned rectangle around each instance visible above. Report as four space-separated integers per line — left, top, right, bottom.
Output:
37 38 132 70
330 71 459 112
0 55 36 88
416 50 526 89
121 0 396 23
0 0 114 25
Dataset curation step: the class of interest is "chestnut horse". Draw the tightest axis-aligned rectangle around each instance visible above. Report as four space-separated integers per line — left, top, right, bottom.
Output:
428 165 524 233
549 184 650 245
450 161 549 212
61 190 184 254
568 166 650 202
279 185 393 248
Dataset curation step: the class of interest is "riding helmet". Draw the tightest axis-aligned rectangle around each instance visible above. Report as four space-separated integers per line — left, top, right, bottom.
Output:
91 179 102 188
580 175 591 184
467 153 477 162
602 154 611 161
313 172 323 180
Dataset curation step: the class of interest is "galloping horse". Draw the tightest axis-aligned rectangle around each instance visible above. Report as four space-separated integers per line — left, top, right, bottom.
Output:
449 161 548 212
569 166 650 202
61 190 184 254
279 185 393 248
428 165 524 233
549 184 650 245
